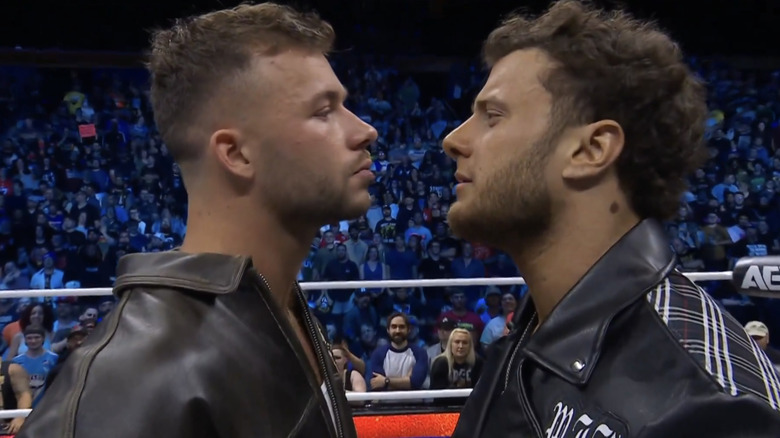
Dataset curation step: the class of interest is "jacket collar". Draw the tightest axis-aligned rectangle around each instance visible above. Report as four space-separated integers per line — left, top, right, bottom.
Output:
520 218 676 385
113 250 252 296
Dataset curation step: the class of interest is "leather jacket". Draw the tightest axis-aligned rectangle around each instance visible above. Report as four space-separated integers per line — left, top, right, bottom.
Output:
454 219 780 438
17 251 357 438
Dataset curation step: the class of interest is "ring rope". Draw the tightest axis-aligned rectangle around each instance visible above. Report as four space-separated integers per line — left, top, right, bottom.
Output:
0 271 733 299
0 271 734 419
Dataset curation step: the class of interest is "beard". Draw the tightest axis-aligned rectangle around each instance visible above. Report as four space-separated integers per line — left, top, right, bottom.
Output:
263 166 371 228
391 333 406 344
448 136 553 249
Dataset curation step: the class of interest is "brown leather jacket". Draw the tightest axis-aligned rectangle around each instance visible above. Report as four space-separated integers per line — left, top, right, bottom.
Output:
17 251 357 438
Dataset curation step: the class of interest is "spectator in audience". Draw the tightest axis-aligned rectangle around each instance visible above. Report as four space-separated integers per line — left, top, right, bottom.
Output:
331 344 366 393
1 262 29 290
352 323 383 364
342 289 379 341
480 291 517 350
475 286 503 325
44 324 88 390
369 312 428 391
322 244 360 315
51 297 79 339
6 303 58 359
429 328 482 390
312 230 338 280
385 235 418 280
29 254 64 290
450 242 485 303
378 287 424 320
0 358 31 434
96 297 116 322
11 325 58 408
405 212 432 248
344 224 368 266
374 205 397 244
426 317 456 368
437 288 484 343
745 321 780 372
358 245 387 295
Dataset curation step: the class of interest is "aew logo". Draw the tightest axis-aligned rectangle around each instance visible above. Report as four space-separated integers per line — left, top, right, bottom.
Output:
733 257 780 298
545 402 625 438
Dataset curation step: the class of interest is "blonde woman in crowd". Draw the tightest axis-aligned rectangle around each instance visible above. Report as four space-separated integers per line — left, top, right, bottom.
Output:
429 328 483 390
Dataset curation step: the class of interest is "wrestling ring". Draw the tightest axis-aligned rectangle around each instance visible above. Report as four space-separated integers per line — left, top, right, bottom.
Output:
0 270 749 437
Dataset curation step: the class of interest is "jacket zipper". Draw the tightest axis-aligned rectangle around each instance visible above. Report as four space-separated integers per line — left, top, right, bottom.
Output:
62 290 131 438
517 359 544 437
502 314 543 437
503 314 535 392
296 282 345 438
254 271 344 438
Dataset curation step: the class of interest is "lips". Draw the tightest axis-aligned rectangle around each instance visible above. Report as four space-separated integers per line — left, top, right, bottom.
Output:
455 172 473 183
355 160 373 174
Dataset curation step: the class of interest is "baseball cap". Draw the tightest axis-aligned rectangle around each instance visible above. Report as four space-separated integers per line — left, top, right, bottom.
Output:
745 321 769 338
439 317 457 331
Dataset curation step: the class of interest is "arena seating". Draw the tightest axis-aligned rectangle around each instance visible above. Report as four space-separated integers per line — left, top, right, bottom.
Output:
0 57 778 430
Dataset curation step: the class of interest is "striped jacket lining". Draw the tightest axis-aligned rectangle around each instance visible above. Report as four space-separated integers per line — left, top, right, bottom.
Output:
646 272 780 411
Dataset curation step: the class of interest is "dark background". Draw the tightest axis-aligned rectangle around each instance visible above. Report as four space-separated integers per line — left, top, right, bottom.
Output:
1 0 779 57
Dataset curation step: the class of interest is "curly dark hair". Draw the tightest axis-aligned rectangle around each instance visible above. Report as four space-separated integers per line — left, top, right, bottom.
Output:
19 302 55 333
482 0 708 220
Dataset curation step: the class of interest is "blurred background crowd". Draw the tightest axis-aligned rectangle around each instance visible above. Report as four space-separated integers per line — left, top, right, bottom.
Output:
0 55 778 412
0 0 776 431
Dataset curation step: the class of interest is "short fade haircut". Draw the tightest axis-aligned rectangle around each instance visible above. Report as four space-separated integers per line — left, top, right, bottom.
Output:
147 2 335 163
483 0 708 220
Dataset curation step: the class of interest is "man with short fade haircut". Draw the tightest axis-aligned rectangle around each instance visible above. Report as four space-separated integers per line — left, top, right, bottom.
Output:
18 3 375 438
445 1 780 437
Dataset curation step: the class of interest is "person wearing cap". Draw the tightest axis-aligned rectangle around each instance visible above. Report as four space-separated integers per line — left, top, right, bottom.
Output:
427 317 457 369
745 321 780 373
475 286 503 325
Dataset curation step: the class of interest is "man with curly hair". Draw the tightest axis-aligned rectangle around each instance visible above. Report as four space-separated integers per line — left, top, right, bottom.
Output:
444 1 780 436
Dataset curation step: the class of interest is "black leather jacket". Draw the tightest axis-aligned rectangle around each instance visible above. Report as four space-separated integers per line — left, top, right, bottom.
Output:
454 219 780 438
17 251 357 438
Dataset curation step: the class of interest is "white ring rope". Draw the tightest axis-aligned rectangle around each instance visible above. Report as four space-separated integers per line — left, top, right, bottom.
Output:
0 271 734 419
0 271 734 299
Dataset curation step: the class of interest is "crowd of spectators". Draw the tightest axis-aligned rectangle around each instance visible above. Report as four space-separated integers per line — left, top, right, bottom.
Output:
0 55 777 411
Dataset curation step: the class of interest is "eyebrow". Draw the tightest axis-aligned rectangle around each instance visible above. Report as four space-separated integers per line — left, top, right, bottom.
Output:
311 87 349 105
471 96 508 114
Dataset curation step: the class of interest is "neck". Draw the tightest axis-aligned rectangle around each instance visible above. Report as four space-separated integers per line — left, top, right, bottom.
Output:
181 195 314 310
509 203 639 325
26 348 44 358
392 340 408 350
453 355 467 365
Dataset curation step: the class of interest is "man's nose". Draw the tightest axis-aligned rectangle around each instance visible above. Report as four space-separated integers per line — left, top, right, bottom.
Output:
442 117 474 159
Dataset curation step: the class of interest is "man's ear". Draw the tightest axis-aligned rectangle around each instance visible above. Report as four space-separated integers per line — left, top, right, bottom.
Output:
210 129 254 180
561 120 624 182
